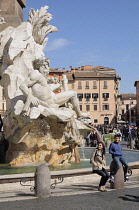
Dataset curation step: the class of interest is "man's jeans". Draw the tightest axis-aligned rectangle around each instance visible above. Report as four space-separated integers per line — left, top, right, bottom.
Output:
111 155 128 176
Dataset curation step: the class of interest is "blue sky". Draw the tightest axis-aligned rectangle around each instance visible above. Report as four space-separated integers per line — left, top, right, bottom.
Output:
24 0 139 94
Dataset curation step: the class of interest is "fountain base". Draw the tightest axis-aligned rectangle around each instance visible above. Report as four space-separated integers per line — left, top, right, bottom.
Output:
6 117 81 166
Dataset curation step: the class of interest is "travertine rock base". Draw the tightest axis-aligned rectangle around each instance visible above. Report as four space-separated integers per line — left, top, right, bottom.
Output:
6 117 81 166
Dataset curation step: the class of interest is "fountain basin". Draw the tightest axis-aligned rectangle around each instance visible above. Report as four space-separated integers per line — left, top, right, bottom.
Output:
0 148 139 175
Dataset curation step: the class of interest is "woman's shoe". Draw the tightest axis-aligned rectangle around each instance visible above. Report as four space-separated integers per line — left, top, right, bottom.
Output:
102 186 107 191
98 186 104 192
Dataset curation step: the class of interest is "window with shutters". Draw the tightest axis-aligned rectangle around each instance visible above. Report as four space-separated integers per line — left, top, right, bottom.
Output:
84 93 91 101
103 81 108 89
103 93 109 101
94 105 97 111
103 104 109 110
93 81 97 89
72 83 75 89
92 93 98 101
77 93 83 101
86 105 90 111
85 81 89 89
78 81 82 89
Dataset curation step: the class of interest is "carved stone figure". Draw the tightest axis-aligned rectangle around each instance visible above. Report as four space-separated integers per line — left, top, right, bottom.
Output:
0 15 5 26
0 6 84 166
19 57 83 120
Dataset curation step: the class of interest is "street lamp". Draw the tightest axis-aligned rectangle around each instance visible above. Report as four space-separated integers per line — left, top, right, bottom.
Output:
129 97 131 123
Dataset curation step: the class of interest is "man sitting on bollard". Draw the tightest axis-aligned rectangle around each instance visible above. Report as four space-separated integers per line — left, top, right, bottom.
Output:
109 133 129 182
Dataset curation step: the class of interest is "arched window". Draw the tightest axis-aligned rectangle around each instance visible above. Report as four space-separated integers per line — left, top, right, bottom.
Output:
104 117 109 125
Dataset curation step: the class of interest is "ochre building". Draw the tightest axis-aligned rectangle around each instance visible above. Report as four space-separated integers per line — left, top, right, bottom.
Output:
119 93 136 123
134 80 139 124
66 65 121 125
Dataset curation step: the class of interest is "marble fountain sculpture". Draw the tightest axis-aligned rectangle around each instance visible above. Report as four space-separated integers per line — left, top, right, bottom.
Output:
0 12 5 26
0 6 88 166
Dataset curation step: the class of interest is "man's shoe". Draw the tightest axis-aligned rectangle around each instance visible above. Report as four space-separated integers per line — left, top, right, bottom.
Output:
110 175 114 182
98 186 104 192
124 175 129 182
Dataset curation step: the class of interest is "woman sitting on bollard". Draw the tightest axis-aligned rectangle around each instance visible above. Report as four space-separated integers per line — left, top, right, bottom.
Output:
90 142 109 192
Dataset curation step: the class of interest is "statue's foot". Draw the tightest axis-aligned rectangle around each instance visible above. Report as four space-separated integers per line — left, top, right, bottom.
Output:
80 112 90 118
77 112 91 122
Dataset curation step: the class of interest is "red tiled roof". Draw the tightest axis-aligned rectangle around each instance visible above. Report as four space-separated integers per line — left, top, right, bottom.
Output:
120 93 136 99
66 71 117 81
49 68 66 73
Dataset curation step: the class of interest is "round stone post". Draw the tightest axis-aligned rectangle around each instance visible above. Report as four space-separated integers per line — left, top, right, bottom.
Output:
35 163 51 197
74 144 80 163
130 140 134 149
110 161 124 189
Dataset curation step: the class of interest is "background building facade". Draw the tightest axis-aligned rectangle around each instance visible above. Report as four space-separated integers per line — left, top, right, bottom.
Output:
119 93 136 123
134 80 139 125
66 65 121 125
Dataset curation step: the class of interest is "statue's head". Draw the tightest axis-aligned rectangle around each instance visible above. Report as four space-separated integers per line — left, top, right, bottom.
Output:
33 57 50 78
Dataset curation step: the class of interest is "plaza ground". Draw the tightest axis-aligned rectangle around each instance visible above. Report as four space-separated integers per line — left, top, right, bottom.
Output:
0 174 139 210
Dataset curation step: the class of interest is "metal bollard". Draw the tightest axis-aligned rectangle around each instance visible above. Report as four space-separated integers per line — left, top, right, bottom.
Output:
35 163 51 197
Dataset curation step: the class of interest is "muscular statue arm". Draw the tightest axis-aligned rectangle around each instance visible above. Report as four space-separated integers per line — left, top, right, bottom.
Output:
20 70 41 96
49 83 61 91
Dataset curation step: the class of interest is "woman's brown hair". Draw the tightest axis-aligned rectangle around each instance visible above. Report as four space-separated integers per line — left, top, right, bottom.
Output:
97 142 106 157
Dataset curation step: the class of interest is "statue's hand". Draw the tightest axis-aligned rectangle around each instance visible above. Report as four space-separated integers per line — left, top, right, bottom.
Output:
31 96 40 106
59 80 63 87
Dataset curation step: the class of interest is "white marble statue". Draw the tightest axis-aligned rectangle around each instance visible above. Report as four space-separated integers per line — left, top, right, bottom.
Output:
0 6 85 166
19 57 83 121
0 12 5 25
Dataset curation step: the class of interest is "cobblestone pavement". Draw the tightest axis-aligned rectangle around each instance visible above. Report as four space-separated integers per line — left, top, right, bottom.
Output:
0 175 138 209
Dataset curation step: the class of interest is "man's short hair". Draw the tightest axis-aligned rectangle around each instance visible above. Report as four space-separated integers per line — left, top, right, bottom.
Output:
114 133 121 138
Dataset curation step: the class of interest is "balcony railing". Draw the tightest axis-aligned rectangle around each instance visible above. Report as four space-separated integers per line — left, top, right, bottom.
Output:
103 98 108 101
103 86 108 89
85 86 89 89
78 86 82 89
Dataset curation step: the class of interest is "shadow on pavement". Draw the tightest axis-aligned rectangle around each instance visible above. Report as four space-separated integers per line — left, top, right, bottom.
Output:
15 192 34 197
119 194 139 202
58 184 98 191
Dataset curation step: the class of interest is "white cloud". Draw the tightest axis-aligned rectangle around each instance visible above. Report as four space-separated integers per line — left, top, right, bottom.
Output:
45 38 71 51
76 53 99 66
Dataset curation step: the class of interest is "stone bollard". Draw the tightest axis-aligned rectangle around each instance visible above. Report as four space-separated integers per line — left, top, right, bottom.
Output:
105 140 111 148
35 163 51 197
110 161 124 189
130 140 134 149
